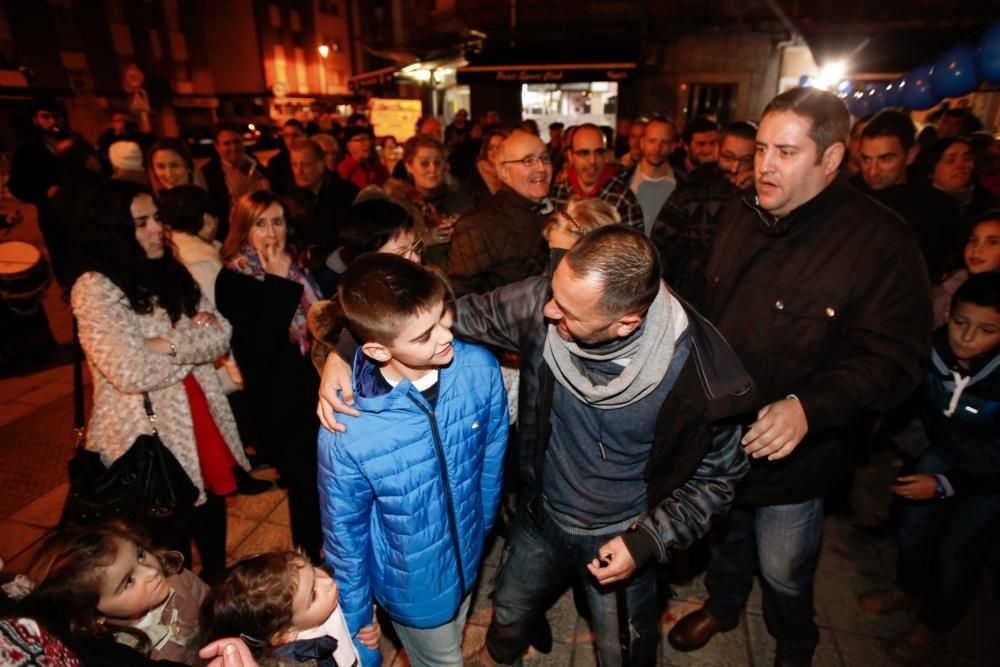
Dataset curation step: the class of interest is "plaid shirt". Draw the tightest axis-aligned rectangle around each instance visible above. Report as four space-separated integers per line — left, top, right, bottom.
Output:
549 169 644 231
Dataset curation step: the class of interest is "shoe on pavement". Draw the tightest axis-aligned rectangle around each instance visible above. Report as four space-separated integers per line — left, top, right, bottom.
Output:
886 623 947 664
667 607 739 652
233 466 276 495
857 588 919 615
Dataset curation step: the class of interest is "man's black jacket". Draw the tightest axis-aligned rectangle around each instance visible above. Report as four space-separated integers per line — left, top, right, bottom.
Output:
454 276 755 565
699 177 933 505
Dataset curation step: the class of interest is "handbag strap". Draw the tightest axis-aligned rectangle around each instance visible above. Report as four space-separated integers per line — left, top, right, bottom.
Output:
142 392 158 435
73 317 85 446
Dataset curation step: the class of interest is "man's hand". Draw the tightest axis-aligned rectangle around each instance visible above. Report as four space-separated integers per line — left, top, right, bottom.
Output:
199 638 259 667
585 536 636 585
891 474 938 501
317 352 360 432
356 605 381 649
742 397 808 461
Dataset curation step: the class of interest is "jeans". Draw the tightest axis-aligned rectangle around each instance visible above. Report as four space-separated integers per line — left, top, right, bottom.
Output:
391 594 472 667
485 509 660 666
704 498 824 664
896 446 1000 632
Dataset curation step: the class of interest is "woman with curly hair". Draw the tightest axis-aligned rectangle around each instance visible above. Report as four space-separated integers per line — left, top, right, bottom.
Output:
71 179 250 583
216 190 325 563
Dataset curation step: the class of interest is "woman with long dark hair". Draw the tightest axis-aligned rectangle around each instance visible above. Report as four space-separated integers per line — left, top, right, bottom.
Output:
71 180 249 582
215 190 325 562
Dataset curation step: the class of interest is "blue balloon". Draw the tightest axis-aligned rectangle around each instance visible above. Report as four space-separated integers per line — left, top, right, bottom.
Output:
931 44 980 98
846 92 870 117
885 77 905 107
866 84 886 113
978 20 1000 83
901 64 940 110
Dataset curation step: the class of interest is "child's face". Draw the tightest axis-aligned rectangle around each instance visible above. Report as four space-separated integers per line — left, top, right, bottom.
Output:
96 540 171 621
289 563 339 633
383 300 454 370
965 220 1000 274
948 301 1000 364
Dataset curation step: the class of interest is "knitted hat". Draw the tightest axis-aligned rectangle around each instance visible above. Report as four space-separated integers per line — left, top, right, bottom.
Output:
343 126 374 143
108 140 144 171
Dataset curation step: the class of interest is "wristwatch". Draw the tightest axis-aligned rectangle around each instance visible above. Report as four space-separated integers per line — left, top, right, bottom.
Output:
935 477 947 499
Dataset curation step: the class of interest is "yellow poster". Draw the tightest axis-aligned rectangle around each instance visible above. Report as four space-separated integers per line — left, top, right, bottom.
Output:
369 98 423 141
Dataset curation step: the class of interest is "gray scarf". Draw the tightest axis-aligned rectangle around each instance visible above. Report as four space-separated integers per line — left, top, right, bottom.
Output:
542 283 687 409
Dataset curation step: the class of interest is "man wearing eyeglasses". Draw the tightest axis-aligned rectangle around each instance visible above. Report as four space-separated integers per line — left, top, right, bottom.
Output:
548 124 644 232
448 129 553 296
651 121 758 299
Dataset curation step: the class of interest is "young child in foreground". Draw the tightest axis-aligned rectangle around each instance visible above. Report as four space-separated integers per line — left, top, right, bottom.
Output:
202 551 377 666
317 253 508 667
24 521 208 665
859 272 1000 663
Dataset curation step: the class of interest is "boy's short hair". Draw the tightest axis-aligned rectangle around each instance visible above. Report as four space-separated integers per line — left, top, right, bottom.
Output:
952 272 1000 314
338 253 450 346
339 199 415 264
158 185 216 234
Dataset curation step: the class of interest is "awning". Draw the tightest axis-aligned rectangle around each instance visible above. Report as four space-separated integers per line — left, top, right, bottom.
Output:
457 62 636 85
348 66 403 92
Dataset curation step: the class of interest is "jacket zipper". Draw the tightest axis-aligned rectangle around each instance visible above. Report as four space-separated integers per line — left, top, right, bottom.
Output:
408 394 468 598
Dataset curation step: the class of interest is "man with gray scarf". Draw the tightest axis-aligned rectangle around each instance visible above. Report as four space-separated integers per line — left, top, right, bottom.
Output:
317 226 753 665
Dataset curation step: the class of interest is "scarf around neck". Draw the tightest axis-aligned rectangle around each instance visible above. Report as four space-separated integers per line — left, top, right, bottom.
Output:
542 282 687 408
569 163 617 200
226 244 322 356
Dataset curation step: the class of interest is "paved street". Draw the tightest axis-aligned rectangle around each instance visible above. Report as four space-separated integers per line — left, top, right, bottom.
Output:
1 360 997 665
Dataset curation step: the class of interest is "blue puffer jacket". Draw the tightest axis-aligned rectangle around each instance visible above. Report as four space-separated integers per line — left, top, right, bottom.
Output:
317 339 508 666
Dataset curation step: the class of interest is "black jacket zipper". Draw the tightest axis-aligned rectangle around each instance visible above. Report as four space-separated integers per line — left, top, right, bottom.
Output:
408 394 467 598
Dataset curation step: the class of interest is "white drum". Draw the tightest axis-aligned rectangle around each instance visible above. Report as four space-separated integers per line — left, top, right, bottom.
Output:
0 241 52 315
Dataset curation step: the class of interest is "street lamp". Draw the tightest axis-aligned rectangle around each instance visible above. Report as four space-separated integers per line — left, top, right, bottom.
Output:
318 44 330 59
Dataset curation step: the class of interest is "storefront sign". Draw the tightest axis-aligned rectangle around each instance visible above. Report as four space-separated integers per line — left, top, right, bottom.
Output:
369 97 422 140
458 63 635 85
349 67 398 91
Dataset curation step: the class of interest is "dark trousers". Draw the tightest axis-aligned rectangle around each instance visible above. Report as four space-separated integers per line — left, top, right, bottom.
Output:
485 509 660 666
896 446 1000 632
704 499 824 664
155 491 227 582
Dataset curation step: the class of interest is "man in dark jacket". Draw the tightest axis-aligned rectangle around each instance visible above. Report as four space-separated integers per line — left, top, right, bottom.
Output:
447 129 553 296
318 227 754 665
669 87 933 666
8 96 68 286
201 121 269 241
851 108 961 279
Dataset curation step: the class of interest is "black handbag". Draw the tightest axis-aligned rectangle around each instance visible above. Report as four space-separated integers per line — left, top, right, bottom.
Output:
61 322 199 527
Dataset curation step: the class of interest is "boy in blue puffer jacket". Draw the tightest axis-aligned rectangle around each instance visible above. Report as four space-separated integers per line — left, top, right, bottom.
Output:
317 253 508 667
857 272 1000 664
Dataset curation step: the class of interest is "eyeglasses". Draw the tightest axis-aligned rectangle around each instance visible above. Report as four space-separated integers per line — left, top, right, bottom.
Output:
573 148 607 159
392 238 424 257
501 153 552 168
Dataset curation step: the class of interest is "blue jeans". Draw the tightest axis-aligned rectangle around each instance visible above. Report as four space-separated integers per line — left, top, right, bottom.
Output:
485 509 660 666
896 446 1000 632
704 498 824 664
391 594 472 667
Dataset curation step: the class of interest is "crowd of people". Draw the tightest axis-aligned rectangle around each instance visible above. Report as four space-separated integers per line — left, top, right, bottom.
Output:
1 85 998 667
